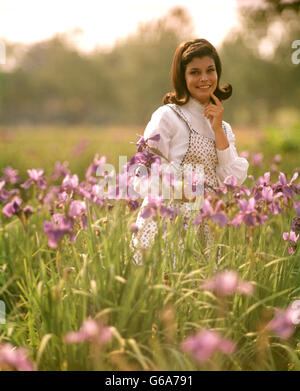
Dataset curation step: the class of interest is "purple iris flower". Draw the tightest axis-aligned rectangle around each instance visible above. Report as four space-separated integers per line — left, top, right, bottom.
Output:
273 154 282 164
130 223 139 233
221 175 250 199
21 169 47 190
274 172 298 199
89 184 105 206
294 201 300 217
0 181 20 203
129 133 162 169
192 199 228 227
69 200 88 229
42 186 61 207
230 197 268 227
257 172 271 187
69 200 86 217
223 175 238 189
181 329 236 363
240 150 249 159
291 218 300 234
43 214 75 248
268 201 283 215
0 181 9 202
267 305 300 339
202 199 212 217
85 154 106 179
131 133 160 152
76 183 92 200
133 134 147 152
23 205 34 220
252 153 263 166
236 186 251 197
252 173 274 202
64 319 113 346
283 231 299 243
261 186 275 203
159 205 176 218
2 196 22 218
51 161 70 181
0 343 35 371
140 195 175 220
140 195 162 219
62 174 79 190
129 150 158 167
210 200 228 227
1 166 20 184
211 212 228 227
253 177 284 215
291 201 300 234
200 270 254 297
229 214 244 227
238 197 256 213
128 200 140 211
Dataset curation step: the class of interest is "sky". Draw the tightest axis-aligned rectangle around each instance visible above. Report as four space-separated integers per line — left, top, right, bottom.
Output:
0 0 241 51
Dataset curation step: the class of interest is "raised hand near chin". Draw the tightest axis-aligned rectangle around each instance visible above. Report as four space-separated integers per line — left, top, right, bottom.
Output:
204 92 224 133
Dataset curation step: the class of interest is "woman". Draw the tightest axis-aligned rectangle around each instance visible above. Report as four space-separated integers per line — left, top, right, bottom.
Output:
130 38 249 265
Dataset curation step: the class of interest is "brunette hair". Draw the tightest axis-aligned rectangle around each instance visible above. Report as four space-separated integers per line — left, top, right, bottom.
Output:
163 38 232 105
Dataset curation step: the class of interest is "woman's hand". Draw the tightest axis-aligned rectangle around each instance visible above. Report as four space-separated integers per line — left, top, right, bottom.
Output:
204 92 224 133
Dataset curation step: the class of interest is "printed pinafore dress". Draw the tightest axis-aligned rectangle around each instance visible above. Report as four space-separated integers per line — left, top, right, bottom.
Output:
130 103 227 265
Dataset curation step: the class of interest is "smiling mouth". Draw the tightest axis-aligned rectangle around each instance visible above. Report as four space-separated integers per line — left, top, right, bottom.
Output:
197 85 211 89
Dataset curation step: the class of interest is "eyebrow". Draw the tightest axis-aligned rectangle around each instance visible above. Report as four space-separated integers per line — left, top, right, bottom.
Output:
189 65 215 70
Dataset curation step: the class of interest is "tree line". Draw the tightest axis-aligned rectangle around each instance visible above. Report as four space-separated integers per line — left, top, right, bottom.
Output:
0 3 299 127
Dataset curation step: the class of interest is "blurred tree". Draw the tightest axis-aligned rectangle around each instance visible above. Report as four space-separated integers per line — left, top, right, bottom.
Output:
219 0 300 126
237 0 300 60
92 6 195 125
0 6 194 126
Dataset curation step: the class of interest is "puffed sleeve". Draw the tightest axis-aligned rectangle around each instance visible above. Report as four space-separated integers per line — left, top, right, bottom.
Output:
132 106 174 198
143 106 173 163
216 121 249 186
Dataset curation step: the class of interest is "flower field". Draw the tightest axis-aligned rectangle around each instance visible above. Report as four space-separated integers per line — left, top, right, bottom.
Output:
0 123 300 371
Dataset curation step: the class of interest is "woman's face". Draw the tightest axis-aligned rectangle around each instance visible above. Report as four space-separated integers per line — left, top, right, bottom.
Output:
184 56 218 105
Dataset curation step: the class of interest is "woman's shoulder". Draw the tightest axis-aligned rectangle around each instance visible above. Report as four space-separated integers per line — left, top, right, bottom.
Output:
144 104 181 138
150 104 178 121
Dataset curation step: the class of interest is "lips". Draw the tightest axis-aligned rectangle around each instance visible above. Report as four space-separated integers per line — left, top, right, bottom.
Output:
197 85 211 89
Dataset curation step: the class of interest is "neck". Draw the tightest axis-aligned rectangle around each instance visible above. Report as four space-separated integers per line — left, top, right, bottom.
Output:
190 96 207 106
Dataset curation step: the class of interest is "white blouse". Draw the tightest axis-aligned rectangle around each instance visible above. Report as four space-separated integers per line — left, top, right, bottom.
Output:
132 96 249 198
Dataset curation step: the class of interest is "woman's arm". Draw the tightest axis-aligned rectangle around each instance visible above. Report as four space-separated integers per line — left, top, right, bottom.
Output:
132 106 174 198
215 122 249 186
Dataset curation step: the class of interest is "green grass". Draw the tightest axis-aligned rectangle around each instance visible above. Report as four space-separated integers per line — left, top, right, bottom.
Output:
0 125 139 180
0 123 299 371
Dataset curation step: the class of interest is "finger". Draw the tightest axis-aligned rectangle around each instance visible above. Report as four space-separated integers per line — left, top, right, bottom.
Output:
204 111 215 119
205 108 218 116
210 92 222 107
204 113 214 121
205 106 218 112
205 102 218 109
205 108 221 117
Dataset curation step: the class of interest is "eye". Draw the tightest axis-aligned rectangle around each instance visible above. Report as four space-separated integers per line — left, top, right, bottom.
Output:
208 68 215 72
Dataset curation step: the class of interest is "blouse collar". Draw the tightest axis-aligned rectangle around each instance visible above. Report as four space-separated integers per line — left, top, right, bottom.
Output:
181 96 215 138
183 96 206 115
